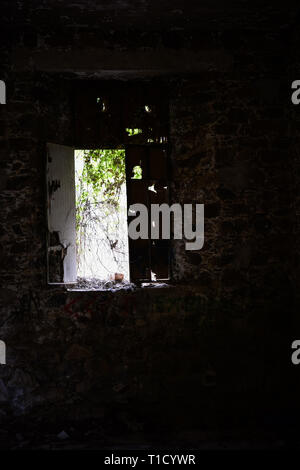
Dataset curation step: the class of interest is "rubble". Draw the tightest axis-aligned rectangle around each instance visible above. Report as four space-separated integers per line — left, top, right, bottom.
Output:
68 277 135 292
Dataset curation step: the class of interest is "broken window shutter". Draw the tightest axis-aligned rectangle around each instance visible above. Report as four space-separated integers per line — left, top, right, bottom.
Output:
125 145 170 283
149 183 170 280
126 146 150 282
148 146 170 280
47 143 77 284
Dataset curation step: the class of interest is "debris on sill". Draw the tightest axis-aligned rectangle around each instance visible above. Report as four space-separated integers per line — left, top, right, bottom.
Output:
67 278 170 292
141 282 169 288
68 277 135 292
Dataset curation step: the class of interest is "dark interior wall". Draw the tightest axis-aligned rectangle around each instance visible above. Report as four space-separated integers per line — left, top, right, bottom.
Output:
0 1 298 435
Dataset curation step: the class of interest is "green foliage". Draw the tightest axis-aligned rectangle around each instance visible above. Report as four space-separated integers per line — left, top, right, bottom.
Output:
132 165 142 179
125 128 143 136
75 148 126 230
77 148 125 202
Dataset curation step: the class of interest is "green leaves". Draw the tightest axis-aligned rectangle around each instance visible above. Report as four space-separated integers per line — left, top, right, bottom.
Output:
77 148 126 207
75 148 126 243
132 165 142 179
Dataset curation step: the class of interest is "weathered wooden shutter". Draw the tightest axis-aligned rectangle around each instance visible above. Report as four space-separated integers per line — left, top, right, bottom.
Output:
125 145 170 283
46 143 77 284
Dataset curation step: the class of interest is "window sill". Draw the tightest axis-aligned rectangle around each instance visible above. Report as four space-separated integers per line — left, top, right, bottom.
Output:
65 278 171 293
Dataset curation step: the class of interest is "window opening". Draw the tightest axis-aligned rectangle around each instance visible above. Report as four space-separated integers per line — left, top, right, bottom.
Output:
75 148 129 282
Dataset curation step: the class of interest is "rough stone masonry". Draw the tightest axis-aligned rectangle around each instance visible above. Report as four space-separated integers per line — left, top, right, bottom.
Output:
0 0 299 446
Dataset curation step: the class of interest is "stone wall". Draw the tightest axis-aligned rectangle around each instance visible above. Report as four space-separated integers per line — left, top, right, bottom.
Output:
0 1 298 436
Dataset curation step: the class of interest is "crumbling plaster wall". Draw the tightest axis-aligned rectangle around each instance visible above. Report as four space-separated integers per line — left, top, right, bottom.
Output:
0 1 298 432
